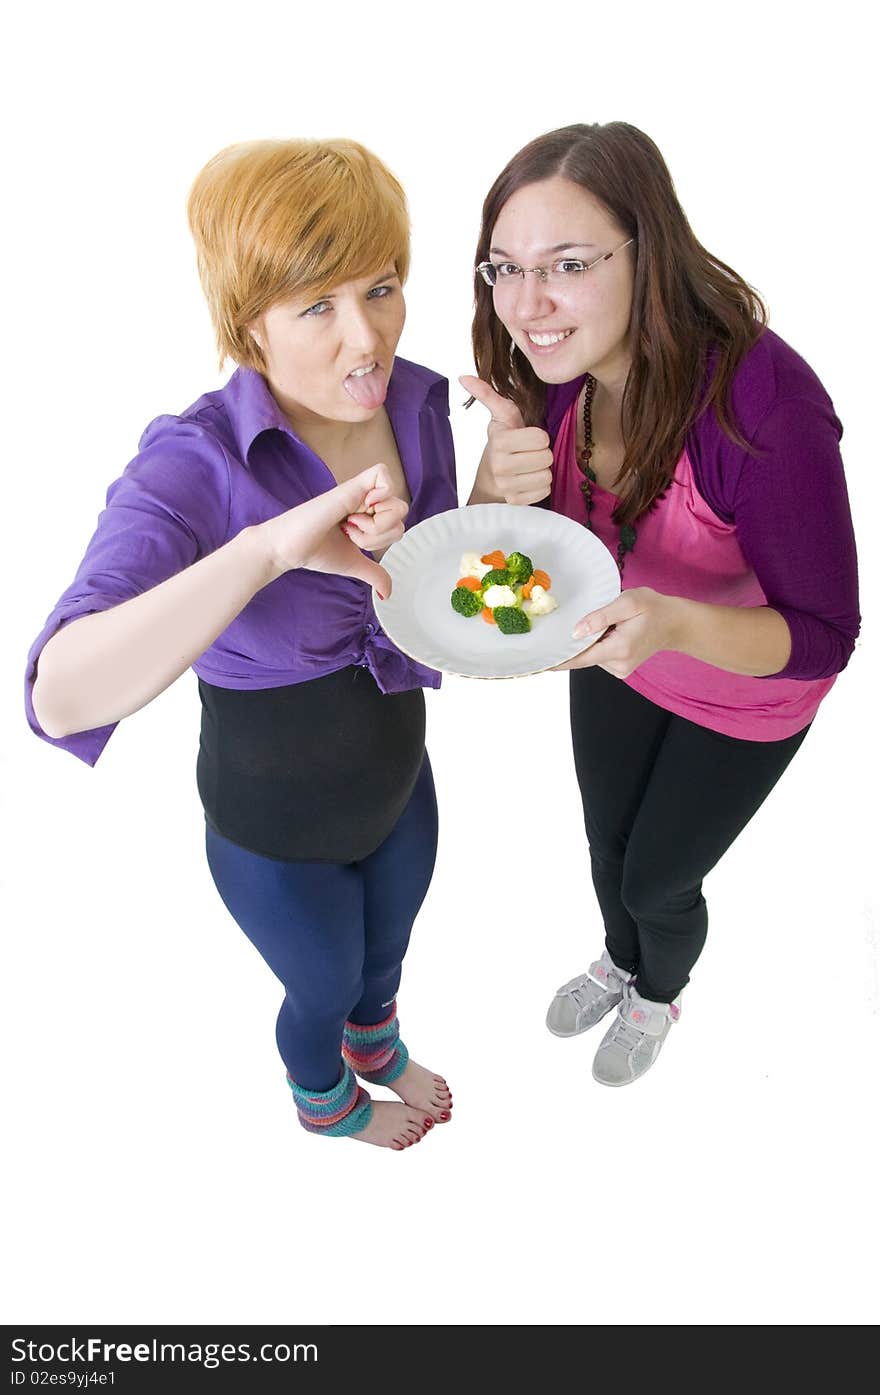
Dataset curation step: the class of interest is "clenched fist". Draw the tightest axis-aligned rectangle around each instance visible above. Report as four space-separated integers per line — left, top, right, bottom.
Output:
460 375 553 507
259 463 399 596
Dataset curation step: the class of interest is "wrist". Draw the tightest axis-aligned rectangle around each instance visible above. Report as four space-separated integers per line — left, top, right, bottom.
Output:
469 464 502 505
235 522 284 588
662 593 695 654
468 482 494 504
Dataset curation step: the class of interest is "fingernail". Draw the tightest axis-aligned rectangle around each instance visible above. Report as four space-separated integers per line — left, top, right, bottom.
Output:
572 622 590 640
377 591 386 602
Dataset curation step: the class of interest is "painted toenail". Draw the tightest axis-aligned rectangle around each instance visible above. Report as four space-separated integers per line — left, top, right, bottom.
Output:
424 1118 433 1127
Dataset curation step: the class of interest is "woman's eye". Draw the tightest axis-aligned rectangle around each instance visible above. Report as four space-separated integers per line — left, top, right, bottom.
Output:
554 259 587 275
367 283 395 300
301 300 332 317
495 262 521 278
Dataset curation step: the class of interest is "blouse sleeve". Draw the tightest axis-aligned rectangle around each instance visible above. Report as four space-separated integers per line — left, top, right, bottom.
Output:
418 377 460 517
25 419 232 765
731 394 860 679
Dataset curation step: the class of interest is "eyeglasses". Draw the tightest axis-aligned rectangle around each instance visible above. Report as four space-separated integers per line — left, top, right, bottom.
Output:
477 238 635 289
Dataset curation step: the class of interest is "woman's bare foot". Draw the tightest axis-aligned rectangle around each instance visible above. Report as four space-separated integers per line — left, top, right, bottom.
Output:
388 1060 453 1123
350 1099 436 1151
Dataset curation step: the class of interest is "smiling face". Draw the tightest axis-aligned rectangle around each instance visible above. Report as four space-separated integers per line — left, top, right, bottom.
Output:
488 176 635 387
250 266 406 431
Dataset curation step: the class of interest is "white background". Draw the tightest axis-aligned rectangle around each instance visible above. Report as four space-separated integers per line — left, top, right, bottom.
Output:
3 0 878 1327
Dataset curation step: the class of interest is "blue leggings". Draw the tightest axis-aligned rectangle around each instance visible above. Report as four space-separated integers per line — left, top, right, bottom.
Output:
205 756 438 1092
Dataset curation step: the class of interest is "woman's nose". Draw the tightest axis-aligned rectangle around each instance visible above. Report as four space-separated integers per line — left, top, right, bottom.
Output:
514 269 555 318
342 304 380 352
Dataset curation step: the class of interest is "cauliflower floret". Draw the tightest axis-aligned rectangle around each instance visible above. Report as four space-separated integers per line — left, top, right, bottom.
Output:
523 584 559 617
482 584 518 609
459 551 492 582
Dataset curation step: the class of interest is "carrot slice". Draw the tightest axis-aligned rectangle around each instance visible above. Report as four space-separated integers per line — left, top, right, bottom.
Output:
522 576 536 599
480 550 507 568
481 606 496 624
532 568 551 589
456 576 482 592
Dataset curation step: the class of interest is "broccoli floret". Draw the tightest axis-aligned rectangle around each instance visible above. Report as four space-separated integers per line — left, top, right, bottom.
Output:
505 551 533 584
451 586 483 618
494 605 531 634
481 568 511 588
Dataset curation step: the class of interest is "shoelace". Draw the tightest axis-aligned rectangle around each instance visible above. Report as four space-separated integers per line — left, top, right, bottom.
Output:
606 1014 651 1053
563 974 605 1008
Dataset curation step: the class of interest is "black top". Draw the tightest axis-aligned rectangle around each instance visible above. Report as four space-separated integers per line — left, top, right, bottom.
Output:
197 667 426 863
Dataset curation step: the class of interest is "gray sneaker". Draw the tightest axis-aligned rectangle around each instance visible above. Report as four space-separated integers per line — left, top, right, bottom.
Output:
592 984 682 1087
546 950 634 1038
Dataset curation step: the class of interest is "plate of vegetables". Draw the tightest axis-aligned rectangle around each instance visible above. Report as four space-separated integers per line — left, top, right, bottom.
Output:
372 503 621 679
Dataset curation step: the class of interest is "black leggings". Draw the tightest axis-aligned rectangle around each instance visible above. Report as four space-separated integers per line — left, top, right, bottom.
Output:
569 667 809 1003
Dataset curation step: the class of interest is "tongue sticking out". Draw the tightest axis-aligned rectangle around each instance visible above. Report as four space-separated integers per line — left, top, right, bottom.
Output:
343 363 387 410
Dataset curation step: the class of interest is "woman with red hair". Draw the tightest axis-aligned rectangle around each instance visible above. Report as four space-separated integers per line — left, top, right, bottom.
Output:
27 138 455 1147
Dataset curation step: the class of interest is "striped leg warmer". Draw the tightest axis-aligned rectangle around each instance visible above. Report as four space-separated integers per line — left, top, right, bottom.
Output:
341 1002 409 1085
286 1062 372 1137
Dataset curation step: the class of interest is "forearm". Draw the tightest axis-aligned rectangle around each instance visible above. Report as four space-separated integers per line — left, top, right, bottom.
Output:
32 526 275 738
667 597 792 677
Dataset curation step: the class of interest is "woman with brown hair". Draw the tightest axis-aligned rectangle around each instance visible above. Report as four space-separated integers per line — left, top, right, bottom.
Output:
26 138 454 1147
462 122 859 1086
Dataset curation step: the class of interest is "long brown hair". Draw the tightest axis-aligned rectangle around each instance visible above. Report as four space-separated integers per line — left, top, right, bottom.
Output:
472 123 767 525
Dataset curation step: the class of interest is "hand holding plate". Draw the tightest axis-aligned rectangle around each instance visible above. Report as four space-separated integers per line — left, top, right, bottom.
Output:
554 588 680 677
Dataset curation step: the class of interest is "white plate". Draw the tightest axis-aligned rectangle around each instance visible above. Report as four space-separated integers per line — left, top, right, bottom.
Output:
373 503 621 679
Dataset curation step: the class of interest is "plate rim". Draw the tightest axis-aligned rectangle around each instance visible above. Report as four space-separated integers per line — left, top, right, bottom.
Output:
372 502 620 680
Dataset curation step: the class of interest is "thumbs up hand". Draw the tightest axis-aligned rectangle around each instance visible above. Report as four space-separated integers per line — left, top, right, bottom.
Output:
460 375 554 507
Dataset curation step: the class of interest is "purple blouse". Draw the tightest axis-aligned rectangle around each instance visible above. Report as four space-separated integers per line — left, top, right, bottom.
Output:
26 357 458 766
545 328 860 681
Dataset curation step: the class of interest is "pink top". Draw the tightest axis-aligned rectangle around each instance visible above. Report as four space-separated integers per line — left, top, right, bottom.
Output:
550 395 835 741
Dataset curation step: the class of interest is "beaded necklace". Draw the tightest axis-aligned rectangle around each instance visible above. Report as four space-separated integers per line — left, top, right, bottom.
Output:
576 374 636 576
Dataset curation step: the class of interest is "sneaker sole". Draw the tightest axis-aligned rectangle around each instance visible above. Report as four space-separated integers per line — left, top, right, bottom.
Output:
592 1064 649 1087
592 1043 669 1087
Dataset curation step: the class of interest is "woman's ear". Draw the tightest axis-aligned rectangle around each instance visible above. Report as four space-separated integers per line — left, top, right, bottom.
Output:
248 320 264 352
